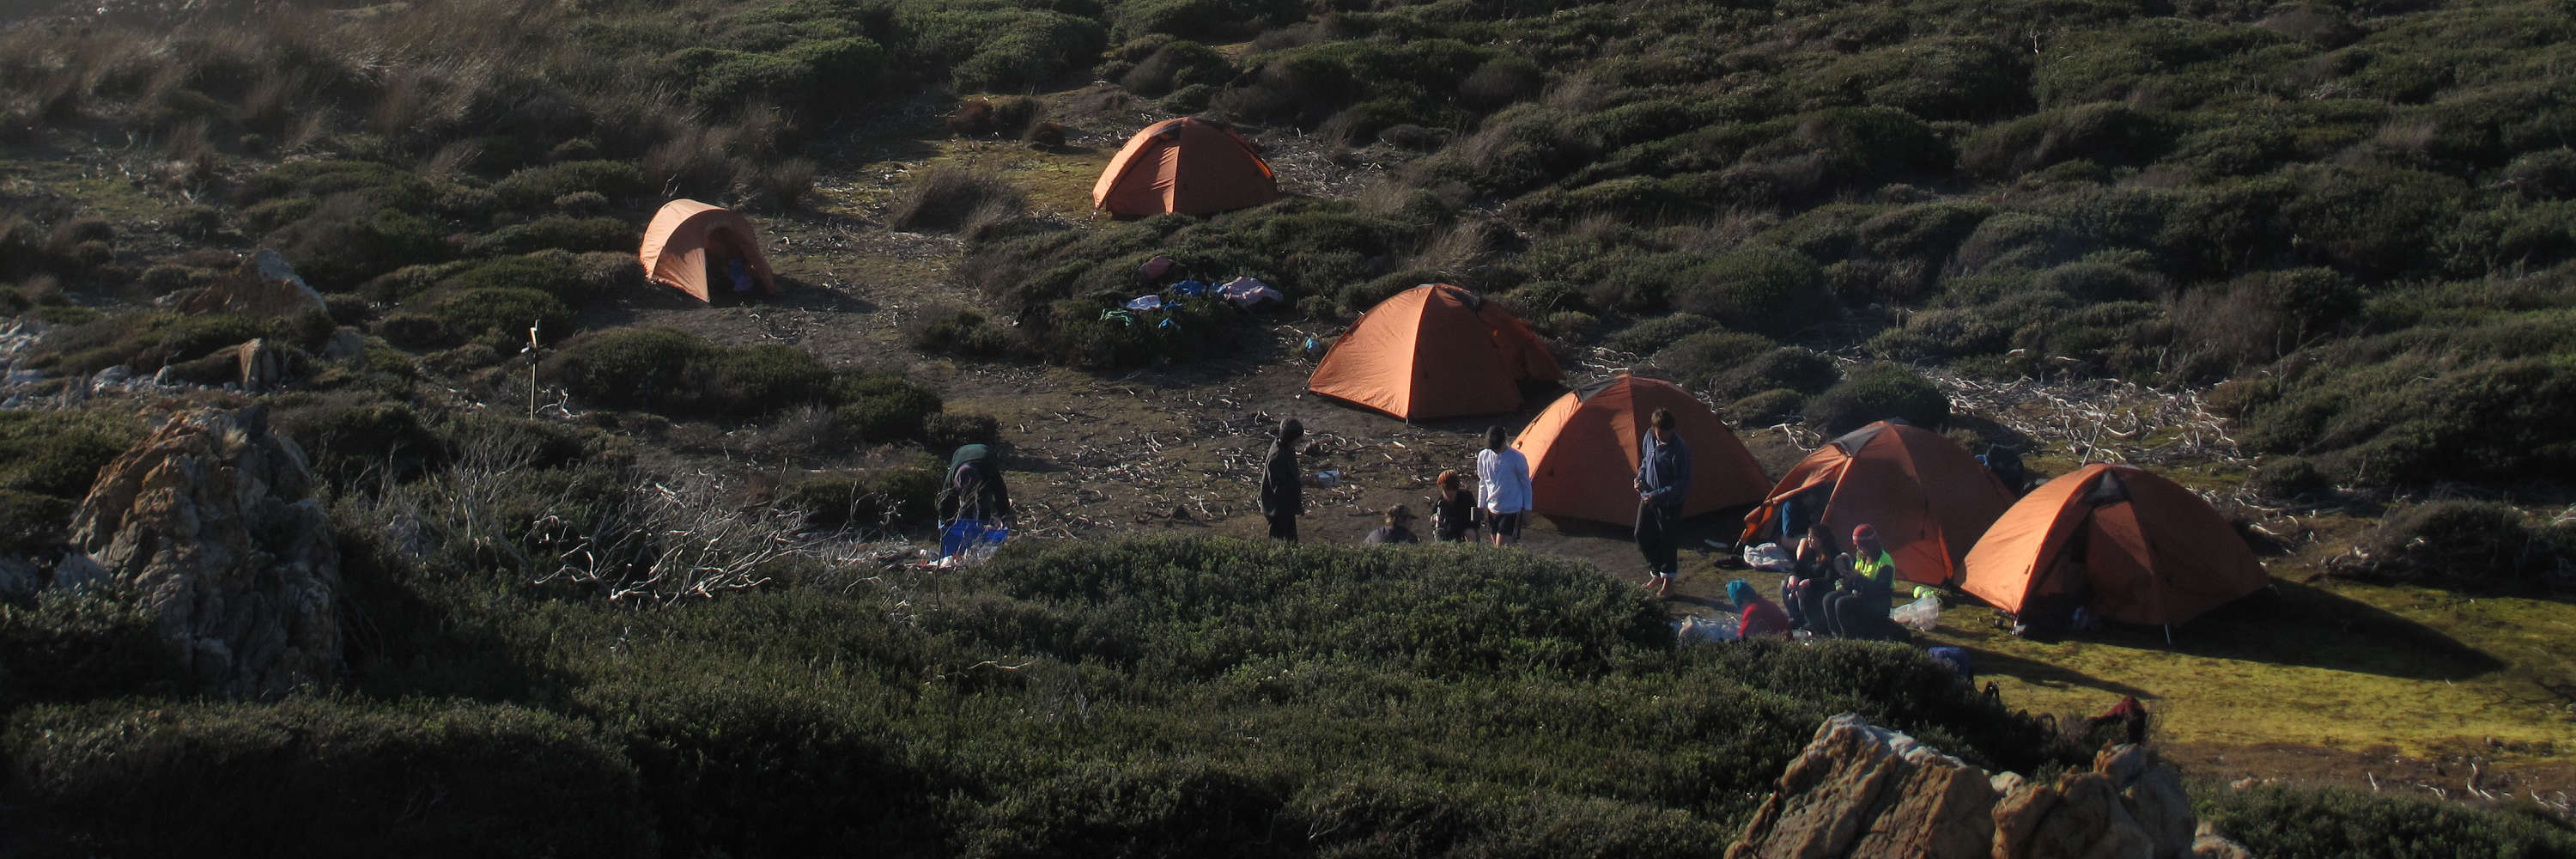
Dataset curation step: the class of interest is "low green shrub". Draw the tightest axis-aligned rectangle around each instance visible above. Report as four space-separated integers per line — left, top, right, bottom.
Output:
1643 331 1775 391
1728 389 1807 426
779 463 942 531
833 374 944 442
2195 780 2576 859
1711 347 1839 401
0 591 177 704
431 287 574 350
924 412 1001 453
492 161 648 212
544 328 861 421
1603 313 1719 355
904 306 1018 357
23 312 265 375
888 166 1025 235
462 216 634 258
1671 246 1832 336
2337 500 2570 594
271 395 442 485
4 699 653 857
1804 362 1950 434
263 194 446 292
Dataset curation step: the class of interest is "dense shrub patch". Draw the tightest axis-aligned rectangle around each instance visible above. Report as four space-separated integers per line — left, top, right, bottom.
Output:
2195 781 2576 859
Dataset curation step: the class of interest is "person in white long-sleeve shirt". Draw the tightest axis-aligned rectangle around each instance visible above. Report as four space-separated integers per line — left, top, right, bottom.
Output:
1475 424 1533 547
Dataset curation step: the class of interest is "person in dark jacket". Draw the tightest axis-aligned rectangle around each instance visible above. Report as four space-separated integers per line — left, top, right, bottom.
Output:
1430 470 1475 542
936 442 1012 523
1363 504 1419 545
1633 408 1692 597
1781 526 1832 633
1258 417 1303 541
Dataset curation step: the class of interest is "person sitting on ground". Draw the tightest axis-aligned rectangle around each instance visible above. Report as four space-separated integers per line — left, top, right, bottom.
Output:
1431 470 1475 542
1728 580 1792 638
936 442 1013 524
726 256 754 295
1363 504 1419 545
1824 524 1899 640
1258 417 1304 542
1780 526 1830 632
1634 407 1692 597
1475 425 1532 547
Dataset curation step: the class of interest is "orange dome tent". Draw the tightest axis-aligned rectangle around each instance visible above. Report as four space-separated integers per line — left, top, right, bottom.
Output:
1092 118 1279 216
1961 463 2268 627
639 199 777 303
1512 375 1771 525
1739 420 2014 587
1307 284 1560 421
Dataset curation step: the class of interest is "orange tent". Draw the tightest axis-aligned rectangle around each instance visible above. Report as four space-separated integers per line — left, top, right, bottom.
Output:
1307 283 1560 421
1960 463 2268 627
1739 421 2014 587
1092 118 1279 216
640 199 778 303
1513 375 1771 525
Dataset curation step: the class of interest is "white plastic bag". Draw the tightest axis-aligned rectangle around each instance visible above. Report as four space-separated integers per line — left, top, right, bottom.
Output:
1890 594 1944 631
1741 542 1793 572
1675 615 1740 645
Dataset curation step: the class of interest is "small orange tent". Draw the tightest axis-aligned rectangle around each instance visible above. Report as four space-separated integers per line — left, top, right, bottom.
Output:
1739 421 2014 587
1513 375 1771 525
640 199 777 303
1307 283 1560 421
1092 118 1279 216
1961 464 2268 627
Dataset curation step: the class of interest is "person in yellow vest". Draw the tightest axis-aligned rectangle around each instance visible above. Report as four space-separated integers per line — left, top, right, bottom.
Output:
1825 524 1899 640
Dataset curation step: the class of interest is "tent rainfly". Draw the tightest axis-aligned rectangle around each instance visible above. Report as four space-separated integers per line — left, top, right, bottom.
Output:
639 199 777 303
1305 283 1560 421
1960 463 2269 628
1739 420 2014 587
1513 375 1771 525
1091 118 1279 216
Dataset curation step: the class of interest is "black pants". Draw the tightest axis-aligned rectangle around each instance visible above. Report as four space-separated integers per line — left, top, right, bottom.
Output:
1266 512 1297 542
1826 591 1889 640
1635 503 1679 576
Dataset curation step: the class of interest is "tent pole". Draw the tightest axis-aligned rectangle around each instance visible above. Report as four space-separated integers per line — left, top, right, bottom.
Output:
2163 624 2172 645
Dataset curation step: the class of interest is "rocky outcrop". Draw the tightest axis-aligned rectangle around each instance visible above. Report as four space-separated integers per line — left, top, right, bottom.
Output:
173 249 328 320
54 406 342 699
1728 715 2248 859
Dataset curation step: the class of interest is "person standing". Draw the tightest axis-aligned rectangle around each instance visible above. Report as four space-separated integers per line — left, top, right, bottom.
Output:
1826 524 1899 640
1430 470 1475 542
1258 417 1304 542
1363 505 1419 545
1475 425 1532 547
1633 408 1692 596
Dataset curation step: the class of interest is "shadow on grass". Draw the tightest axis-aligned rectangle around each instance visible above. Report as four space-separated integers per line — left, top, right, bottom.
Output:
1958 644 2160 700
2028 580 2508 683
2159 581 2505 680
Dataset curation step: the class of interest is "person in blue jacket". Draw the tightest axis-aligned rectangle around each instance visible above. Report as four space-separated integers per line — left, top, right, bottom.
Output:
1633 408 1692 597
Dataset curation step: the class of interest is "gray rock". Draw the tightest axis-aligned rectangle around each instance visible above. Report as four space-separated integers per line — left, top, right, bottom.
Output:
1730 716 2213 859
55 406 342 699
